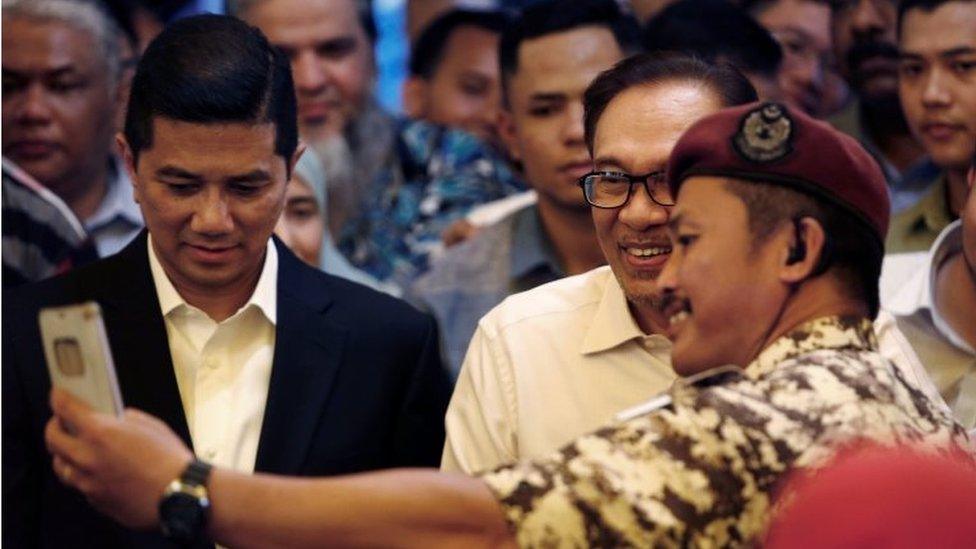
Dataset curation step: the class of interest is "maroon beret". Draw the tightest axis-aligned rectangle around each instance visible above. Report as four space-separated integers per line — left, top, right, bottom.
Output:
667 102 890 241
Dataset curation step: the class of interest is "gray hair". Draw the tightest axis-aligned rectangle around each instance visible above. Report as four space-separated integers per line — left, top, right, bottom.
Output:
2 0 123 85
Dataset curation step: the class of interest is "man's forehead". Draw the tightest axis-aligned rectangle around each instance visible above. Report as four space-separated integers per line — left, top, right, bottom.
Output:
512 26 621 87
900 2 976 48
2 18 101 70
243 0 363 44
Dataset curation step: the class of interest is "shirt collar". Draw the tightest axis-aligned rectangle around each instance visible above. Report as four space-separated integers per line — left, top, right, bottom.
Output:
580 269 666 355
888 220 963 317
743 315 877 380
148 234 278 325
509 206 564 280
85 156 143 231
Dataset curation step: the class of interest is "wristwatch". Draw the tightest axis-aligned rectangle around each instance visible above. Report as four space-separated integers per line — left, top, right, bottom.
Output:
159 459 212 543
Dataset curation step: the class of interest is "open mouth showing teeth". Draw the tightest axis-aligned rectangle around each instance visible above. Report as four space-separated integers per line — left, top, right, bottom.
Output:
625 246 672 257
669 310 690 326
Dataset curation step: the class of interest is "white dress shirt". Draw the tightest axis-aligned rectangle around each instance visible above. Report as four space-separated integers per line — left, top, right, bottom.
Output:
442 266 676 474
148 236 278 473
879 221 976 431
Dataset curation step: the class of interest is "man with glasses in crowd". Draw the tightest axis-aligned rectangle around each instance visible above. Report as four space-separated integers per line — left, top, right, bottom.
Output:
440 51 758 473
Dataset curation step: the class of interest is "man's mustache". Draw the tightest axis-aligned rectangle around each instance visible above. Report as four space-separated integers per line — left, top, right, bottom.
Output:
846 40 899 73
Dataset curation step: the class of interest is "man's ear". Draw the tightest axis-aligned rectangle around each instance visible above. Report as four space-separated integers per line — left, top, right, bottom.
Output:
779 216 826 284
497 109 521 163
116 133 140 201
402 77 427 119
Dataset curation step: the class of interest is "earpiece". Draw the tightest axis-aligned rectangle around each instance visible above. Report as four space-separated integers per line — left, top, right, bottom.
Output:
786 218 806 265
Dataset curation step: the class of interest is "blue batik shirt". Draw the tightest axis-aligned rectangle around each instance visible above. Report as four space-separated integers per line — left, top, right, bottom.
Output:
337 118 525 289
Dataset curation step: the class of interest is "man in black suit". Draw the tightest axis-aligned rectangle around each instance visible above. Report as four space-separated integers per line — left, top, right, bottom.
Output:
2 15 451 548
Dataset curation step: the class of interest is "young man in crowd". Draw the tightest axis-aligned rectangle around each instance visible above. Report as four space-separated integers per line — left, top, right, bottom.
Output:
746 0 850 117
2 0 143 257
411 0 637 377
228 0 523 290
402 8 511 151
44 101 968 548
886 0 976 252
438 50 759 472
829 0 935 213
3 16 450 547
642 0 786 104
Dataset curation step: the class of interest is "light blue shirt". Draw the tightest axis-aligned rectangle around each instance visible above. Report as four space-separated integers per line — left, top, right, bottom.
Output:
84 157 143 257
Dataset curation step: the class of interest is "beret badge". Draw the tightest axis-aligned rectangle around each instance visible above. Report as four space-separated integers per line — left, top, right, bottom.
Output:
733 103 793 163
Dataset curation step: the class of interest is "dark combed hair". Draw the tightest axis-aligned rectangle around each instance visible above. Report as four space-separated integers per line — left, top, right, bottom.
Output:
499 0 641 101
642 0 783 78
123 14 298 165
583 52 758 153
897 0 975 36
724 179 884 317
410 8 512 78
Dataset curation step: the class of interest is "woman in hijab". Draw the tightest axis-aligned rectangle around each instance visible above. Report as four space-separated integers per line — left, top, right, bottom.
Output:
275 149 401 296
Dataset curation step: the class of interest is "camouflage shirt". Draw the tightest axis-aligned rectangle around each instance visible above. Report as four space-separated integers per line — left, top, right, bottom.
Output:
480 316 971 548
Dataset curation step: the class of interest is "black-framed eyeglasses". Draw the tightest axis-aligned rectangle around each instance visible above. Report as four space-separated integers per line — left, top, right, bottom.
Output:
577 170 675 209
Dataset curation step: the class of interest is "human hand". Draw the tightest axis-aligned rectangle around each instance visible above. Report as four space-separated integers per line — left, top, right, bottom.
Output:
44 388 193 529
442 219 480 247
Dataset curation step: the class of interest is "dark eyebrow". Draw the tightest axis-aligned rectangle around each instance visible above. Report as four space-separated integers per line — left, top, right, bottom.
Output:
229 169 273 184
156 166 199 180
667 212 684 232
942 47 976 58
527 92 566 103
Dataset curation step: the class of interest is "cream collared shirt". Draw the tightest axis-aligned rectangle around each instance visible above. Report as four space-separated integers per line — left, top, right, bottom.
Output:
148 236 277 473
879 221 976 431
442 266 676 474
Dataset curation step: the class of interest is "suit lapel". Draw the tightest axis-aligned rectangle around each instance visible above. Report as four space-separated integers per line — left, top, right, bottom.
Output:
96 233 194 449
254 241 345 474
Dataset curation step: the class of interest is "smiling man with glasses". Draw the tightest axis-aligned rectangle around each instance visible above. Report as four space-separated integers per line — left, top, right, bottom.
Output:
439 52 758 474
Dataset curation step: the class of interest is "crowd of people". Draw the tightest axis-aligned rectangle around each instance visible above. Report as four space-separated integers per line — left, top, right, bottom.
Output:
2 0 975 546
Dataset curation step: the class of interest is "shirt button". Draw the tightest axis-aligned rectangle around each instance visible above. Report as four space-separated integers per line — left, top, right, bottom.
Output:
204 357 217 369
203 449 217 460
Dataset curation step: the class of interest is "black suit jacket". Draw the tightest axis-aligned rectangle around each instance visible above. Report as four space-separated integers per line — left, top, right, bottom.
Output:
2 233 451 548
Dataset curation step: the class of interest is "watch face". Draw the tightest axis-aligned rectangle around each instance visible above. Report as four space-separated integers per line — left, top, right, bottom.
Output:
160 492 206 541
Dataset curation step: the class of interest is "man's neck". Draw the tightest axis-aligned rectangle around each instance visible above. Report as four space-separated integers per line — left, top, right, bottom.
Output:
535 199 605 276
753 280 869 364
154 242 266 323
935 252 976 350
57 161 111 222
861 99 925 174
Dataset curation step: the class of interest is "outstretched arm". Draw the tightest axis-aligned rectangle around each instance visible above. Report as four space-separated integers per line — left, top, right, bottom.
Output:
45 389 515 549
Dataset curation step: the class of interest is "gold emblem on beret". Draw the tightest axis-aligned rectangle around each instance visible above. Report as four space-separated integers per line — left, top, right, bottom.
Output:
733 103 793 163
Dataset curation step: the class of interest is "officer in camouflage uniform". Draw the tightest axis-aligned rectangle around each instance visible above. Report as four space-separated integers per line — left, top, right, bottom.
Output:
43 103 972 548
478 101 972 547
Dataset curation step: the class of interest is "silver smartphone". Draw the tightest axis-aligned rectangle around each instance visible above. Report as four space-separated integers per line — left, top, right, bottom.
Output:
38 302 123 416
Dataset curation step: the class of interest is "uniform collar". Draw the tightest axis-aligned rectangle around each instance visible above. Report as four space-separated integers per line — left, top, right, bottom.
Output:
580 268 669 355
744 315 877 380
148 234 278 325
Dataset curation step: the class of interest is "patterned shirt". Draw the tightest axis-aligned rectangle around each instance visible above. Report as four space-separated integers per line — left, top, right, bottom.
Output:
337 119 524 289
480 316 971 547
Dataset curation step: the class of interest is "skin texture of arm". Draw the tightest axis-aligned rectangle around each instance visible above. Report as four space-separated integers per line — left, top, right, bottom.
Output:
44 389 515 548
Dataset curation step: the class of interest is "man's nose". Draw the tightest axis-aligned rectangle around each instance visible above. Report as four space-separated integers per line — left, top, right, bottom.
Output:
292 50 329 94
562 102 585 146
191 191 234 235
656 254 680 293
15 83 54 124
850 0 888 35
618 183 671 231
921 68 952 108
